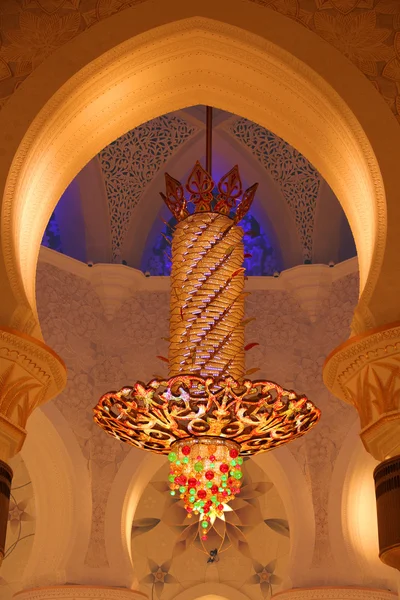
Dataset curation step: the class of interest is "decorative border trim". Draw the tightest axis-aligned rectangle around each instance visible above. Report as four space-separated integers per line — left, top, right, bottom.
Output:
15 585 148 600
275 587 397 600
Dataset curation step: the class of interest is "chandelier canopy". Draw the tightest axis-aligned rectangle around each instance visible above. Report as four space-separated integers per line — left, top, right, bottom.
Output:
94 137 321 541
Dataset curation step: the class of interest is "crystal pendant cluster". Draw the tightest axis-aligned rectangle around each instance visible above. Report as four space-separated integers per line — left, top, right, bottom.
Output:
168 437 243 539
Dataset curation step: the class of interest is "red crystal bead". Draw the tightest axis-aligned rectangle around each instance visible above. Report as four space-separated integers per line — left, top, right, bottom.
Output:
182 445 191 456
220 463 229 473
205 470 214 481
210 455 215 461
201 535 208 541
198 489 207 499
229 448 239 458
188 478 197 487
217 504 224 511
211 484 218 494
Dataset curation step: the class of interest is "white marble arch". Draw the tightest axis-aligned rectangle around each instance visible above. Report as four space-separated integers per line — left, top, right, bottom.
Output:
173 584 250 600
0 1 393 336
20 403 92 590
103 444 314 590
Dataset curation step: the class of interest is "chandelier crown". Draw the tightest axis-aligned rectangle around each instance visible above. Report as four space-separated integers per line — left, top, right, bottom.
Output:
160 160 258 223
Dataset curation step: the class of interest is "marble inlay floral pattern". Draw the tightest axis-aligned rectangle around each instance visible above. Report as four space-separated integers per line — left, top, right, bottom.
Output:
98 115 198 260
228 118 321 260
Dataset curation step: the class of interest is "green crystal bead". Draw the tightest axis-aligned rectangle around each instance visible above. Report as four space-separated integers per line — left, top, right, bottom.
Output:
201 521 208 529
237 457 243 465
190 496 195 502
168 452 177 462
179 486 186 493
170 490 176 496
230 460 237 467
234 471 243 480
189 488 196 495
194 462 203 472
206 481 213 488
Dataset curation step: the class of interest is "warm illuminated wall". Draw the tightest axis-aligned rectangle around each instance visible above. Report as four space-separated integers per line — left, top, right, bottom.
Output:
24 249 395 593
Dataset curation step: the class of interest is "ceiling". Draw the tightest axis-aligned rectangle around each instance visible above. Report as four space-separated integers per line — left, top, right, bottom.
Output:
42 107 356 276
132 460 290 600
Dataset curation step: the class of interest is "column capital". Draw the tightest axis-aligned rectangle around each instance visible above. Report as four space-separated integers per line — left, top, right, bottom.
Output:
323 321 400 461
0 326 66 461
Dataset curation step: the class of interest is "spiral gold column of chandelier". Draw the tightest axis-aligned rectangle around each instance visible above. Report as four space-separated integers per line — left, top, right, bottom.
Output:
94 109 321 537
169 212 245 380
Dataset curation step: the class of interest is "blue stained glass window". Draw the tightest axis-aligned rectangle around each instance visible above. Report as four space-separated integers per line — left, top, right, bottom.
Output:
143 211 280 276
42 210 63 254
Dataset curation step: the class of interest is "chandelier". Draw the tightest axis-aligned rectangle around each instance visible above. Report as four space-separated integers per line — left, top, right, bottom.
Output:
94 107 320 541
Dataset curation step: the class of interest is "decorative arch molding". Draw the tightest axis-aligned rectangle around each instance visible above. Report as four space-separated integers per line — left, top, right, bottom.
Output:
0 0 395 337
253 449 315 588
20 404 92 590
328 421 397 591
104 450 164 588
173 584 250 600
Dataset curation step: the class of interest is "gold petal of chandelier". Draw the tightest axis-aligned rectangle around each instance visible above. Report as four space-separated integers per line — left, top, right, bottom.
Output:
94 107 320 541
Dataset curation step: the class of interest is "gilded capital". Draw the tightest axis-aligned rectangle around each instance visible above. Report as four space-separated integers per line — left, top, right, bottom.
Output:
0 326 66 461
323 322 400 462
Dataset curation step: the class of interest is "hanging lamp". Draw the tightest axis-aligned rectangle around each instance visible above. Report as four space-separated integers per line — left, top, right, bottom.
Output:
93 107 320 539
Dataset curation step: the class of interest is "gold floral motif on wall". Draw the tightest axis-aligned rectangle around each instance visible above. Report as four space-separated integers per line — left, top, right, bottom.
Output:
0 0 399 122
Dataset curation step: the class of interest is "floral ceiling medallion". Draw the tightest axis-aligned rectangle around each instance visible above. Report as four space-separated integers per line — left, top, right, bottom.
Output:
94 156 320 539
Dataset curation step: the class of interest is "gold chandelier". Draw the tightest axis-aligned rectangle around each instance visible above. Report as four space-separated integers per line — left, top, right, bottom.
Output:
94 108 320 540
